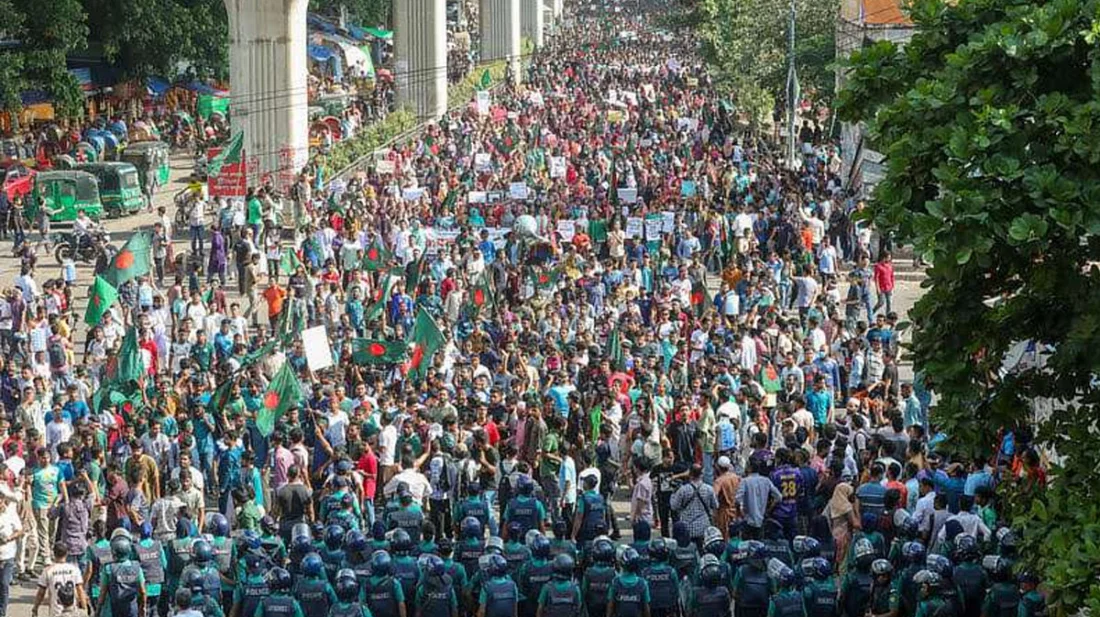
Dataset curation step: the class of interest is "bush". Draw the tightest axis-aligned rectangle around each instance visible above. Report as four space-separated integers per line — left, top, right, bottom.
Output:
320 108 419 178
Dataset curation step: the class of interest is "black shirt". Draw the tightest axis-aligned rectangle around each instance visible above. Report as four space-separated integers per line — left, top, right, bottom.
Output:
275 483 312 523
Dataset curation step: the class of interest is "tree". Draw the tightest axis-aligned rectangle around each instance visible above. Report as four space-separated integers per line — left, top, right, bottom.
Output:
695 0 837 125
838 0 1100 611
310 0 389 28
0 0 88 116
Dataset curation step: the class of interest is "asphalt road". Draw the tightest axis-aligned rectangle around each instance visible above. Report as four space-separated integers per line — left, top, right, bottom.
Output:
0 154 926 616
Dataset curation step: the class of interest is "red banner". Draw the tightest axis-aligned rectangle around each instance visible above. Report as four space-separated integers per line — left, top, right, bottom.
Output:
207 147 247 198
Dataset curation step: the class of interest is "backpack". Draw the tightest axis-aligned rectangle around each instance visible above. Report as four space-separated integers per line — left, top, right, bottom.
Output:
47 339 66 369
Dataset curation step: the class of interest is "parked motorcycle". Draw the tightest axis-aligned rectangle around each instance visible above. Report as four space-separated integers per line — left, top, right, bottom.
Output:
54 229 116 264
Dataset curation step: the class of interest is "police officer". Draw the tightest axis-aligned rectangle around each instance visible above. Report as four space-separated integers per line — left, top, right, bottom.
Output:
505 476 546 541
134 522 167 617
869 559 899 617
767 564 805 617
437 539 470 610
518 534 556 617
469 537 507 607
260 516 290 565
888 515 921 569
417 554 460 617
582 537 617 617
288 526 313 579
363 551 407 617
320 525 348 584
503 523 532 576
163 520 194 607
952 535 987 617
703 527 732 587
733 540 770 617
839 538 876 617
642 538 680 617
791 536 821 581
207 513 235 607
329 568 373 617
1016 573 1046 617
913 571 957 617
925 555 959 614
387 483 426 543
342 530 374 590
980 557 1018 617
179 539 223 607
86 523 116 614
295 553 339 617
898 542 927 617
801 558 838 617
670 523 700 582
457 481 493 536
255 567 305 617
391 529 421 613
368 521 390 554
549 521 577 562
328 493 361 532
99 534 148 617
182 567 225 617
571 475 604 546
457 518 486 581
687 555 731 617
229 553 270 617
761 520 793 567
478 553 518 617
537 554 581 617
608 547 650 617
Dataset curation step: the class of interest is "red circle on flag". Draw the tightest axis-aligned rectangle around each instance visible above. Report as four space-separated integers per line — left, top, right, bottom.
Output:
115 250 135 270
369 342 386 356
263 391 281 409
410 346 424 368
538 274 549 284
473 289 485 305
367 248 379 260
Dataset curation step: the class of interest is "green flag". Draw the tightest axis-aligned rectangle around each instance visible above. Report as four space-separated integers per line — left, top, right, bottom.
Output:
607 328 623 369
241 338 279 368
531 267 559 290
479 69 492 90
468 274 495 313
352 339 407 365
361 239 393 272
406 308 445 382
206 377 235 414
105 326 144 386
208 131 244 177
278 247 304 275
102 231 153 288
84 276 119 326
256 362 302 437
366 275 395 324
406 255 426 295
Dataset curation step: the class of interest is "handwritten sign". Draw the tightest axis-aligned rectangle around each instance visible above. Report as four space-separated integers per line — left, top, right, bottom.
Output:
617 188 638 204
550 157 566 178
474 152 492 172
625 217 644 239
476 90 491 115
556 219 576 242
645 214 663 242
375 159 395 175
662 211 676 233
402 187 425 201
509 182 529 200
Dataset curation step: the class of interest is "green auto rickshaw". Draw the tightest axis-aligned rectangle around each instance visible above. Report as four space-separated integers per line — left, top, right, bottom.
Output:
28 171 104 223
74 162 144 217
120 140 170 192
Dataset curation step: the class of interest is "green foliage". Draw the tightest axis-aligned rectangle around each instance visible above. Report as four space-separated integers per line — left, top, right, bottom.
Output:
321 108 418 177
838 0 1100 611
310 0 389 29
696 0 837 124
0 0 88 116
448 60 510 109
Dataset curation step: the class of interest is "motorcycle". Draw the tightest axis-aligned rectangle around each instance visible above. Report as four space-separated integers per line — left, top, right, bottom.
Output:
54 229 116 265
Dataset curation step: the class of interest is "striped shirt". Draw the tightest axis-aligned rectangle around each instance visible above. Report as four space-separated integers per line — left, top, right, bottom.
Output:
669 480 718 540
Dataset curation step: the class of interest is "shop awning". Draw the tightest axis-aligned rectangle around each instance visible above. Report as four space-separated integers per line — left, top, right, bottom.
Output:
308 44 335 62
146 77 171 97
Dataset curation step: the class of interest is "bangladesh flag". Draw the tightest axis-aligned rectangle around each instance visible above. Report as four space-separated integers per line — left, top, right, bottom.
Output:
468 274 495 313
406 255 426 295
206 377 235 415
84 276 119 326
361 239 393 272
105 326 144 385
102 231 152 288
607 327 624 369
531 267 559 290
479 68 492 90
278 247 304 275
406 308 445 382
352 339 407 365
208 131 243 177
365 275 395 323
256 362 302 437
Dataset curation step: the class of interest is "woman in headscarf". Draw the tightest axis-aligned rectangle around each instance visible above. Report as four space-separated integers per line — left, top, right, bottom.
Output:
823 481 861 574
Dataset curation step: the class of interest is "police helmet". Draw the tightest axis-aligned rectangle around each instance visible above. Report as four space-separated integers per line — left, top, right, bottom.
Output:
953 534 979 561
506 521 525 540
913 569 942 591
742 539 766 560
291 535 312 556
925 554 953 578
898 512 919 538
191 539 214 564
982 555 1012 578
335 569 359 601
206 512 231 536
852 538 875 566
776 564 797 587
902 541 927 564
261 515 278 535
703 526 724 555
371 550 393 575
291 522 311 543
872 559 893 577
110 535 133 560
861 513 879 532
516 475 535 496
552 519 568 539
438 538 453 556
371 520 387 541
809 557 832 580
462 516 483 540
423 554 446 577
551 553 574 579
302 552 324 577
486 553 509 577
241 530 262 551
139 521 154 540
620 547 641 573
390 529 413 553
311 521 326 539
530 534 551 559
700 554 722 588
996 527 1018 553
792 535 820 557
486 536 505 554
266 567 293 591
345 530 368 554
649 538 670 562
592 537 615 565
324 524 346 550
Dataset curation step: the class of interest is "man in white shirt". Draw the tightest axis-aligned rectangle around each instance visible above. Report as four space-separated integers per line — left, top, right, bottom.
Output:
934 495 992 544
378 413 399 484
0 477 22 617
913 476 938 537
33 542 88 617
383 459 431 503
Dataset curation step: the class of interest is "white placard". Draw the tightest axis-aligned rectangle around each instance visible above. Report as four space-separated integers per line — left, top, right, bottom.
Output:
625 217 644 239
509 182 529 200
468 191 488 204
474 152 492 172
645 216 663 241
476 90 491 115
662 211 676 233
556 219 576 242
302 326 334 372
375 160 395 174
617 188 638 204
550 157 566 178
402 187 425 201
528 91 545 106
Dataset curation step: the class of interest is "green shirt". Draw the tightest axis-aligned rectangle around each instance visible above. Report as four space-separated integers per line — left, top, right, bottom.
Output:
247 198 263 225
539 431 561 478
31 464 61 509
252 593 305 617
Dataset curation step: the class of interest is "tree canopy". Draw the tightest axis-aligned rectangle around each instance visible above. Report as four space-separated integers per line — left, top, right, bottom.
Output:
0 0 88 116
838 0 1100 610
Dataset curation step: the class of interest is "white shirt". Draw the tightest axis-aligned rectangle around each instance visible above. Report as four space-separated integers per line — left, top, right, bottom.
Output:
379 425 398 466
0 491 21 560
559 456 577 505
935 511 992 543
914 490 937 534
383 469 431 502
325 409 350 449
37 561 84 617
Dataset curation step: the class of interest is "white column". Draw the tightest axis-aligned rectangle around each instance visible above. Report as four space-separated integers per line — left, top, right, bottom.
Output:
481 0 521 78
224 0 310 186
553 0 562 20
521 0 544 48
394 0 448 120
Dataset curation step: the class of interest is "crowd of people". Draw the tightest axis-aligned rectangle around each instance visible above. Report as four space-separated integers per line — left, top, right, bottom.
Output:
0 0 1053 617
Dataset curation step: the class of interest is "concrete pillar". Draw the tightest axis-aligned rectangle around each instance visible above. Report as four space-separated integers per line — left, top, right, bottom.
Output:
521 0 544 48
394 0 448 120
552 0 563 21
481 0 521 75
225 0 310 187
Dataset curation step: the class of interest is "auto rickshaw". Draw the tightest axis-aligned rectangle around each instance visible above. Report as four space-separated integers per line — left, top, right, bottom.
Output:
120 140 170 192
28 171 104 222
74 162 144 217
